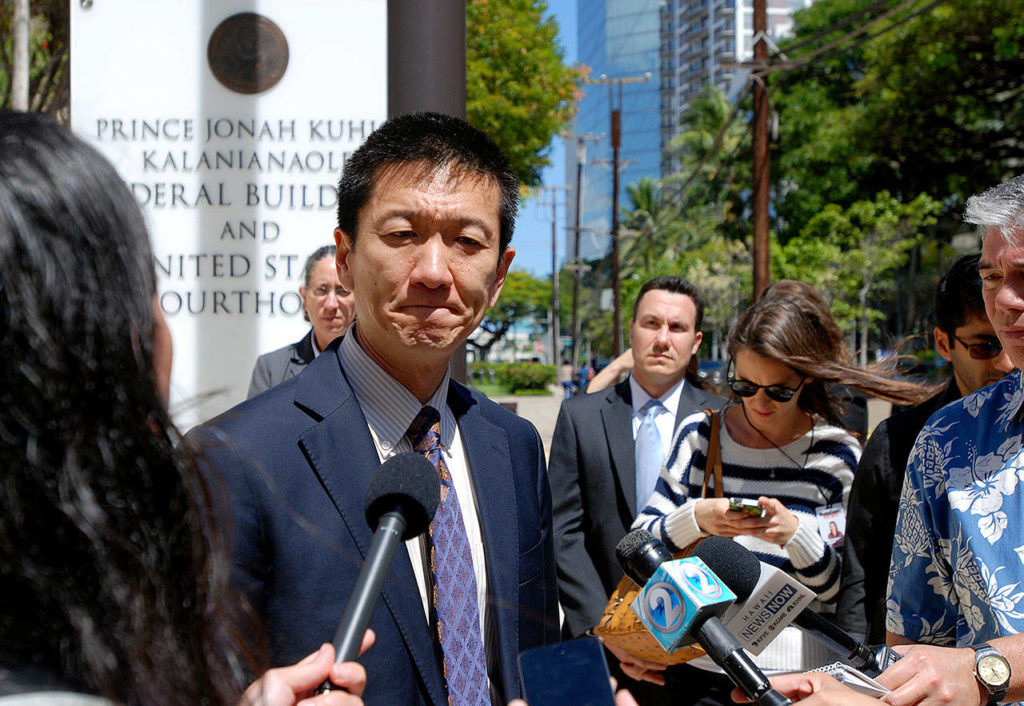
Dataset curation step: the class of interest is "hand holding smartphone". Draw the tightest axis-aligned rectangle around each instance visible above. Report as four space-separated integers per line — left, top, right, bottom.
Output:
728 497 767 518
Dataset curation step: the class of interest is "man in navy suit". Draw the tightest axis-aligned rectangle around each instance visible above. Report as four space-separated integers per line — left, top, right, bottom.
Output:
548 276 723 705
189 113 559 705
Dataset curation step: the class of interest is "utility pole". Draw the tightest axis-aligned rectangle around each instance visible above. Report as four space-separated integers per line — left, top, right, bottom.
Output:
583 73 651 356
569 134 600 371
751 0 770 299
539 185 569 365
12 0 30 110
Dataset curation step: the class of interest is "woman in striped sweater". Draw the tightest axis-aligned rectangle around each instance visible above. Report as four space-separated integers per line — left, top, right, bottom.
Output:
630 282 923 702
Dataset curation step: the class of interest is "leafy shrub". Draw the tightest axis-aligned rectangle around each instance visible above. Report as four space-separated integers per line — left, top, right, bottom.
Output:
502 362 555 392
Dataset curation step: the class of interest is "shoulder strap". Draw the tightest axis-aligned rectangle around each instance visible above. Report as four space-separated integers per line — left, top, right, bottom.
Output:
701 409 724 499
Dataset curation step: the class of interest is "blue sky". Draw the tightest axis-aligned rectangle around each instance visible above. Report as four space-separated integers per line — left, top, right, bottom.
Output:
512 0 577 278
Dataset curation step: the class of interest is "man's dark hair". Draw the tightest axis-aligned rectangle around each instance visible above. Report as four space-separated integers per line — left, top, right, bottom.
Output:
336 112 519 253
632 275 705 330
934 254 987 336
302 244 336 287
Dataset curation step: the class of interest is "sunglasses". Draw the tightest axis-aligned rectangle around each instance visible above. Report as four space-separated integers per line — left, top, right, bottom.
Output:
952 334 1003 360
728 377 804 403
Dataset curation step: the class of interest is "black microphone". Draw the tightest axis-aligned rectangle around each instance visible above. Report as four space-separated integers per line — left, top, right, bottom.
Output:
615 527 674 585
693 538 901 676
317 452 440 693
615 531 791 706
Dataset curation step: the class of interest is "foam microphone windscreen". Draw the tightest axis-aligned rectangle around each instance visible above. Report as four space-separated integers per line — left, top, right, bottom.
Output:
364 452 440 538
615 528 675 585
691 536 761 600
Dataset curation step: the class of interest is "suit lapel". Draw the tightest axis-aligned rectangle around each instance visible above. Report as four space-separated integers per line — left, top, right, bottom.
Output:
602 381 638 516
294 351 447 705
449 382 520 700
675 379 710 431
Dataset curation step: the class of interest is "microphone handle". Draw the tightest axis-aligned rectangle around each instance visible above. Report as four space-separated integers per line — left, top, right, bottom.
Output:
316 510 407 693
792 610 901 676
867 644 901 675
695 618 791 705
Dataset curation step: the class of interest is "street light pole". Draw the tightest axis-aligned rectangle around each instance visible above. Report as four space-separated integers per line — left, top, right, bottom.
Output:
752 0 771 299
583 73 651 356
569 134 599 370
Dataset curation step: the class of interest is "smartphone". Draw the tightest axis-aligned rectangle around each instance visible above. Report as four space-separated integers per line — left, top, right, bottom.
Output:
729 497 766 517
518 637 616 706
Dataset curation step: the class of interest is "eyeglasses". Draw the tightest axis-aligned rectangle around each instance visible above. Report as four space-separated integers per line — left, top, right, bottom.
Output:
952 334 1003 360
310 286 349 300
728 377 804 403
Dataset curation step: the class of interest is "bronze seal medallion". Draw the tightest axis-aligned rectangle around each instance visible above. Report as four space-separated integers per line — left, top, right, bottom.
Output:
208 13 289 94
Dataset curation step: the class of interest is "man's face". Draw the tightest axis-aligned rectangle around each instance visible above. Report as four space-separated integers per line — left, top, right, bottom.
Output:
628 289 702 398
980 230 1024 370
300 256 355 351
934 313 1013 396
335 163 514 381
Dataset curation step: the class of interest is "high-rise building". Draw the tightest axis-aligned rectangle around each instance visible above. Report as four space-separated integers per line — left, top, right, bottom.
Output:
571 0 663 262
673 0 814 120
568 0 814 264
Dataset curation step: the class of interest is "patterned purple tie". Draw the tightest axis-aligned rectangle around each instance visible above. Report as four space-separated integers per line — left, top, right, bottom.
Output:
407 406 489 706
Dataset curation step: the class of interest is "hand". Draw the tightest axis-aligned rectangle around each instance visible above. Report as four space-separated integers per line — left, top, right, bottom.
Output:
240 630 375 706
756 497 799 547
602 641 669 686
876 643 984 706
732 672 880 704
693 498 770 538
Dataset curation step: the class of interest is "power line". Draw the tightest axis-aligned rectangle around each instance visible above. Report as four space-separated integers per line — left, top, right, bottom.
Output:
767 0 945 77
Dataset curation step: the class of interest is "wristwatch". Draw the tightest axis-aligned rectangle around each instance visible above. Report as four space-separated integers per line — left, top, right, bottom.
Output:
973 642 1011 705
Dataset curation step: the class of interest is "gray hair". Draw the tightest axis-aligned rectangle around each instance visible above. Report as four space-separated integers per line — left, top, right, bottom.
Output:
964 174 1024 241
302 244 336 287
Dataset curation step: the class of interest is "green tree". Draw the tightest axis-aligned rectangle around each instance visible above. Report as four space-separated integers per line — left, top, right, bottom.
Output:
779 191 941 363
467 0 583 188
468 269 550 361
619 178 684 278
0 0 68 113
774 0 1024 237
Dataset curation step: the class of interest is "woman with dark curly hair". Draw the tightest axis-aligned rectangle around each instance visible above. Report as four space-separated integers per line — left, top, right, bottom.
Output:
0 110 368 706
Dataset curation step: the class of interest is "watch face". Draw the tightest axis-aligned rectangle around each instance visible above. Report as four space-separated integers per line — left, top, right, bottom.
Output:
979 654 1011 686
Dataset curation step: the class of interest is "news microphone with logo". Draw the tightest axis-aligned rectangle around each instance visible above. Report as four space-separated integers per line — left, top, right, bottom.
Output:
694 538 901 676
615 530 791 706
316 452 440 694
690 537 815 655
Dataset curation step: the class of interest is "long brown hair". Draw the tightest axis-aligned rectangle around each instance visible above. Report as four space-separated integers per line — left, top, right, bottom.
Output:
727 280 927 427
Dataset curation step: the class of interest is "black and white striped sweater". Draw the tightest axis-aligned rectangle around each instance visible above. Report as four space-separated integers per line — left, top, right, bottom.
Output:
633 407 860 606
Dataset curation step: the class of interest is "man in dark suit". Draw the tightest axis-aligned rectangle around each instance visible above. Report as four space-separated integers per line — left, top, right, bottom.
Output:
547 276 724 704
189 113 559 705
837 253 1014 644
247 245 355 398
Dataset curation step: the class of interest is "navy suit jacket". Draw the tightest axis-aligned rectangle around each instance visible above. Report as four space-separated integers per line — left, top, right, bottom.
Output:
188 339 559 705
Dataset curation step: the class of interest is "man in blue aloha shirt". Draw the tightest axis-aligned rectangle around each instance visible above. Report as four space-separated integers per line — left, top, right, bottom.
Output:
884 175 1024 706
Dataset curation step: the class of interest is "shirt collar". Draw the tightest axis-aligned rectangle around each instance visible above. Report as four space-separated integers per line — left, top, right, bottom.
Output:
628 374 684 416
340 324 455 450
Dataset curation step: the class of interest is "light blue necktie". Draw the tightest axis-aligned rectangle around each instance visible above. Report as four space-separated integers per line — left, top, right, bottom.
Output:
634 399 665 515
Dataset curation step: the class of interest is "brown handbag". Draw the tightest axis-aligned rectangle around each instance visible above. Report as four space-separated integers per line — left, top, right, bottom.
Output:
591 409 723 664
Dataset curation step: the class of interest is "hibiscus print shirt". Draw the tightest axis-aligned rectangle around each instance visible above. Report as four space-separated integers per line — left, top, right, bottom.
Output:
888 369 1024 647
